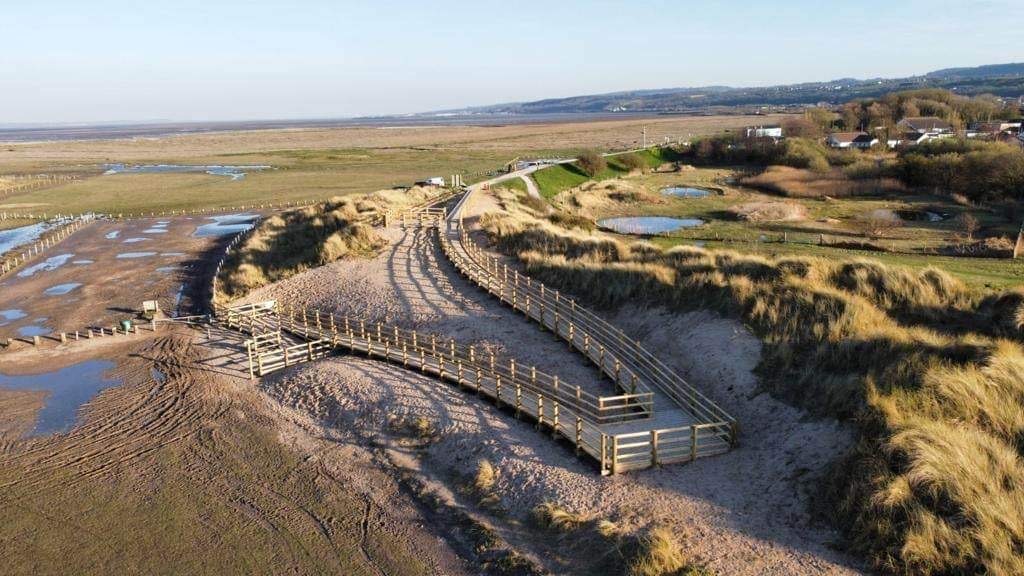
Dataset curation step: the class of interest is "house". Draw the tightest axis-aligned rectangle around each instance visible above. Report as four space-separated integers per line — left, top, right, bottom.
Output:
967 120 1022 138
898 116 955 135
828 132 878 149
887 132 929 148
744 125 783 139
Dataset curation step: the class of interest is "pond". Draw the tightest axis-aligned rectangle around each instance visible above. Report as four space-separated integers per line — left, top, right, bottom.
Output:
0 222 53 255
597 216 705 235
193 214 258 238
103 164 271 181
661 186 711 198
0 360 121 436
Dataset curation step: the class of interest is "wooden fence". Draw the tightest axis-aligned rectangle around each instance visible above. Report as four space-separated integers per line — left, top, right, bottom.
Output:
0 215 96 278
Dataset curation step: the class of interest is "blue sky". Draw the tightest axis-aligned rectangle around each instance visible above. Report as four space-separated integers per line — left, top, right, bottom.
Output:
1 0 1022 123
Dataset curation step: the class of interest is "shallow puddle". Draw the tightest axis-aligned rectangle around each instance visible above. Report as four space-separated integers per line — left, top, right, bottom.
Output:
116 251 158 259
597 216 705 235
17 253 74 278
0 360 120 436
72 259 94 265
105 230 121 240
193 213 257 238
0 309 28 326
43 282 82 296
17 324 51 337
155 266 177 273
160 252 185 257
123 237 149 243
142 228 168 234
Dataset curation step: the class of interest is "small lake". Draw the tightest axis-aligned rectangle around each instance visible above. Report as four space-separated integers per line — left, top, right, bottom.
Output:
193 214 258 238
661 186 711 198
597 216 705 235
0 360 120 436
103 164 271 181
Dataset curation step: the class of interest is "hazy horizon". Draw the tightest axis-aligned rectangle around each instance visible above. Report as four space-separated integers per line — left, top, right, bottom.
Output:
4 0 1023 124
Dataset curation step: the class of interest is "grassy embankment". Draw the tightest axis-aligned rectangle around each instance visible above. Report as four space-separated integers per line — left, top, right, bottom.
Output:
480 186 1024 575
216 186 443 300
532 148 682 199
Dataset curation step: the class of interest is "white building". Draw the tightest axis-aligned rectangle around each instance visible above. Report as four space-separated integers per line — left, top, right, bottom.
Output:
827 132 879 149
744 125 783 139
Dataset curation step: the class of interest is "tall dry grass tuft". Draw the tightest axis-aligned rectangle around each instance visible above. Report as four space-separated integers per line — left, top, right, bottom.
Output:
217 187 443 299
481 194 1024 574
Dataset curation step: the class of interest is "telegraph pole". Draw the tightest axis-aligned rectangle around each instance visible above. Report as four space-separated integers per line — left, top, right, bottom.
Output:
642 125 647 149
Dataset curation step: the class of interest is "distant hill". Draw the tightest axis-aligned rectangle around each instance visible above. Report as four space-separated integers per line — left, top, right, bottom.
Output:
434 63 1024 116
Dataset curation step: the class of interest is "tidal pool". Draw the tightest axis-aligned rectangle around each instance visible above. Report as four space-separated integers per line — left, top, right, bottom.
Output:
193 214 257 238
597 216 705 235
0 360 121 436
661 186 711 198
103 164 270 181
17 253 74 278
44 282 82 296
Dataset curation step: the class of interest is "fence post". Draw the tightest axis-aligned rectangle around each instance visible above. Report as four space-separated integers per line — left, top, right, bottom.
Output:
691 425 698 461
651 430 659 467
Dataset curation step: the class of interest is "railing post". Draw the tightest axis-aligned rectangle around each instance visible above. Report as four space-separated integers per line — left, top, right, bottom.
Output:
611 435 619 475
575 417 583 455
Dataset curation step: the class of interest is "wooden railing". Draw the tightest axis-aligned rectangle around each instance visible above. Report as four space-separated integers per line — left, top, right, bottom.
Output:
434 188 739 465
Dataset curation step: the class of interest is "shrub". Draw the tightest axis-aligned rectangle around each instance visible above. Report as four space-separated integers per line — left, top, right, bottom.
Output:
618 152 647 173
577 150 607 177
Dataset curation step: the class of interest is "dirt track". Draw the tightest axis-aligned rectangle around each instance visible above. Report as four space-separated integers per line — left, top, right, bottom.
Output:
0 325 479 575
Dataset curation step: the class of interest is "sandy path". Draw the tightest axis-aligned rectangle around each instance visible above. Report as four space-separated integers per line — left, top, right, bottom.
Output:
242 207 865 574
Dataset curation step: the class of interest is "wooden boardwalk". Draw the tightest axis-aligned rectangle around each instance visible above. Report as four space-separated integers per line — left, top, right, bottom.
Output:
215 188 738 474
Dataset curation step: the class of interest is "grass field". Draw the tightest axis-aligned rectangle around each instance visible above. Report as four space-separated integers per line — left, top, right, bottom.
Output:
0 114 782 216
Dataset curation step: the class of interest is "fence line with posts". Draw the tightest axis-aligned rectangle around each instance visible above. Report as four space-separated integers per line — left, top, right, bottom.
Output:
0 215 96 278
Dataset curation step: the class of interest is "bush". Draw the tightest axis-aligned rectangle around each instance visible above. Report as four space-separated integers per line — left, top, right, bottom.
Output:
577 150 607 177
618 152 647 173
